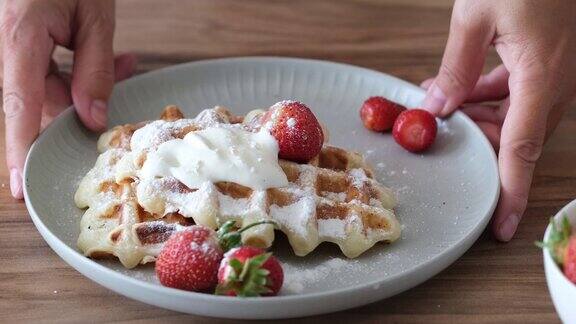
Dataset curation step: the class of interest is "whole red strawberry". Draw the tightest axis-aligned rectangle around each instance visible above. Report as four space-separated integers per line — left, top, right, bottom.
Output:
392 109 437 152
155 226 223 292
216 246 284 297
563 236 576 283
360 96 406 132
262 100 324 163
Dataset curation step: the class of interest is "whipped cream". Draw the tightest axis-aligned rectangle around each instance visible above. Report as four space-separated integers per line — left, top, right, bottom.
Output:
140 126 288 190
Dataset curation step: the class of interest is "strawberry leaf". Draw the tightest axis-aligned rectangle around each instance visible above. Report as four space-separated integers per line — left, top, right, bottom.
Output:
215 252 273 297
537 215 573 264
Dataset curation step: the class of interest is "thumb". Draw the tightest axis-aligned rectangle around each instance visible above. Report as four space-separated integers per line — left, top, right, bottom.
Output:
71 0 116 131
422 1 494 117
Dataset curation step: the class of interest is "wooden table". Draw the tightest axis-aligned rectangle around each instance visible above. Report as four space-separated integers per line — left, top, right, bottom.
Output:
1 1 572 322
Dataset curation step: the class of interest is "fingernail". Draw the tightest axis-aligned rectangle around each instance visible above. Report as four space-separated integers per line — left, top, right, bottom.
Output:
422 83 447 115
498 213 520 242
10 168 23 199
90 100 108 129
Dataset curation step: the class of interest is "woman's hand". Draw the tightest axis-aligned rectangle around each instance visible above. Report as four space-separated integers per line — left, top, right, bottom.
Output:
422 0 576 241
1 0 136 199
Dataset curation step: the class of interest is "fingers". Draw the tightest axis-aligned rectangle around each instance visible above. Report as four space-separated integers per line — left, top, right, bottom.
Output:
491 76 552 241
2 22 52 198
462 105 502 149
465 65 509 103
42 60 71 118
461 97 510 125
461 99 509 150
475 122 501 149
41 53 136 131
422 0 495 117
114 53 138 81
42 73 72 130
423 65 510 104
71 0 115 131
421 78 434 90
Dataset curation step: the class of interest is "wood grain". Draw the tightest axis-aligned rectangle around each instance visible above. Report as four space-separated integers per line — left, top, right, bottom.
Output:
1 0 571 322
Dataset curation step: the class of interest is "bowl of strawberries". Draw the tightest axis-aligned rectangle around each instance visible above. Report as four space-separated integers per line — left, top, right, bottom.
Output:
540 200 576 323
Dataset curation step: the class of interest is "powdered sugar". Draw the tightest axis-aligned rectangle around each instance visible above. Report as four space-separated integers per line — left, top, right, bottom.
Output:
348 213 364 231
348 168 368 188
262 100 294 130
370 198 384 208
190 241 213 254
75 148 125 208
321 191 346 202
217 192 251 219
270 196 315 237
194 108 231 127
318 219 346 239
437 119 454 136
287 118 297 128
270 100 296 111
282 258 353 294
129 107 241 154
137 178 219 225
130 119 196 152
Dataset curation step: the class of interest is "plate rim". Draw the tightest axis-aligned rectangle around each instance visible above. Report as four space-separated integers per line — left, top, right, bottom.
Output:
23 56 501 316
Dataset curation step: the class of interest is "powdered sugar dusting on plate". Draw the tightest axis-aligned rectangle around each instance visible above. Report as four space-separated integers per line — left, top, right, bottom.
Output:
282 258 354 294
437 119 454 136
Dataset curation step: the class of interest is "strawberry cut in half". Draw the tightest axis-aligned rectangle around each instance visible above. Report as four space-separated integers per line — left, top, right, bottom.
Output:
216 246 284 297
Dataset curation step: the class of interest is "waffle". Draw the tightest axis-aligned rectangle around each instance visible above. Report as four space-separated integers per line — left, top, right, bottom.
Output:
75 105 401 268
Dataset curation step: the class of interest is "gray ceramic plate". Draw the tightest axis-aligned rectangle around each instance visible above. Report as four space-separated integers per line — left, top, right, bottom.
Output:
24 57 499 319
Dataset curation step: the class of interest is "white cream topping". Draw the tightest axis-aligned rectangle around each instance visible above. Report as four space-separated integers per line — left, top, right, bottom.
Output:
140 126 288 190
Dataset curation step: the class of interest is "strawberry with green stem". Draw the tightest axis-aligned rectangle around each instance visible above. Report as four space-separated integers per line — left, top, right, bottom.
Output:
216 246 284 297
155 220 277 292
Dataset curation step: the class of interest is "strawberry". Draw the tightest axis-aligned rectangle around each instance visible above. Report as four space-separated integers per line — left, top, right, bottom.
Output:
392 109 437 152
155 220 276 292
155 226 223 292
216 246 284 297
261 100 324 163
360 96 406 132
564 236 576 283
537 216 576 284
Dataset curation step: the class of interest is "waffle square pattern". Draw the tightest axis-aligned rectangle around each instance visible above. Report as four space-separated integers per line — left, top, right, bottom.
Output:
75 106 401 268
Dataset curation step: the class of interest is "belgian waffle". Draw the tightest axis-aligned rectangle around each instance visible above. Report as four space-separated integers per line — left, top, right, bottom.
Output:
75 105 401 268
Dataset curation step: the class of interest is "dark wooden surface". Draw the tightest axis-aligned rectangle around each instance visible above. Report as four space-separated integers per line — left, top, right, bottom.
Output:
1 1 572 322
